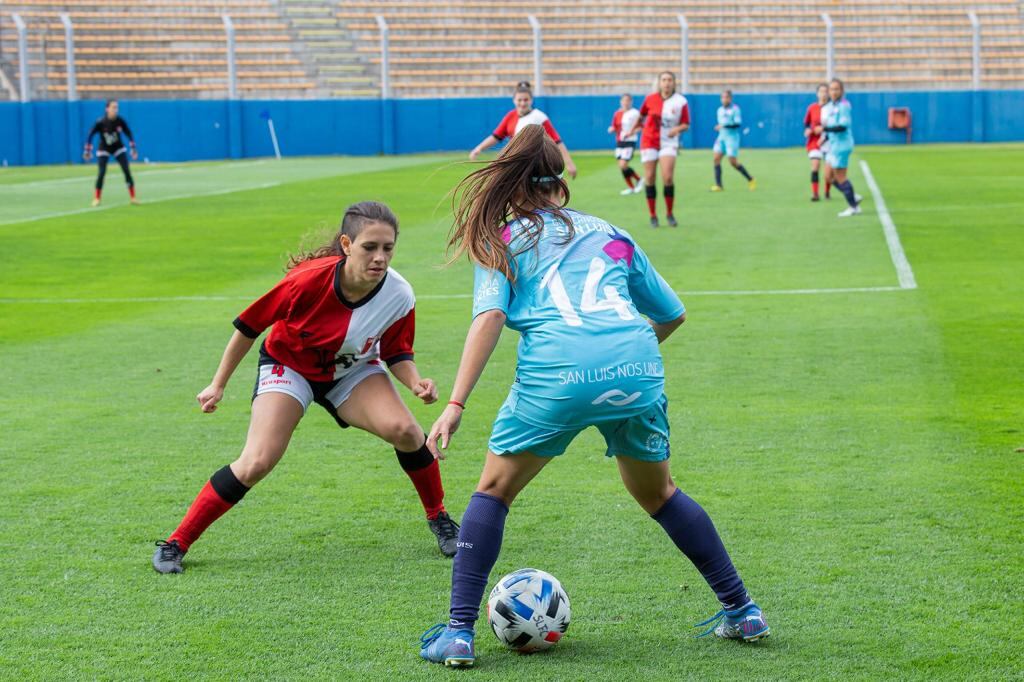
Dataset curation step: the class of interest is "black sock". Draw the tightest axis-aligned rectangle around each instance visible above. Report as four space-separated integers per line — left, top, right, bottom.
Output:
628 167 640 180
811 170 820 183
735 164 752 181
395 440 434 471
210 465 250 504
714 164 722 186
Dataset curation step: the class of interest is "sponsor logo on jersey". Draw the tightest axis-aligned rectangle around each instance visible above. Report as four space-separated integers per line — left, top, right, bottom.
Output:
591 389 642 406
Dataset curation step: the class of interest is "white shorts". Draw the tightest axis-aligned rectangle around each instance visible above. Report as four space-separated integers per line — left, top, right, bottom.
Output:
615 143 635 161
640 146 678 163
253 360 386 426
808 149 824 160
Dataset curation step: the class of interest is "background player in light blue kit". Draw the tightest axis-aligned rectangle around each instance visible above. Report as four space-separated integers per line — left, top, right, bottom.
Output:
711 90 756 192
817 78 862 217
418 125 769 668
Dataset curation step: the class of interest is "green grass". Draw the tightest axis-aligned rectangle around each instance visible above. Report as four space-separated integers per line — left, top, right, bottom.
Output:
1 146 1021 680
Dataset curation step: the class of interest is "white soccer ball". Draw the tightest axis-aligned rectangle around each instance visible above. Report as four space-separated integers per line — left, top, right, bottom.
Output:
487 568 571 652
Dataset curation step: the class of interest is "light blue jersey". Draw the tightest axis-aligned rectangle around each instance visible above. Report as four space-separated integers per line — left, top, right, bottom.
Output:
714 105 742 157
821 99 854 152
473 209 685 431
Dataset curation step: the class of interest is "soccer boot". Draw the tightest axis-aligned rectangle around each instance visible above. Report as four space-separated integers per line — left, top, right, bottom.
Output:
838 206 862 217
428 511 460 558
710 184 724 192
152 540 185 574
666 214 678 228
91 198 101 207
854 193 863 205
649 216 660 228
420 624 476 667
620 187 634 196
632 180 645 194
130 197 140 205
695 601 770 642
748 178 757 191
811 195 820 202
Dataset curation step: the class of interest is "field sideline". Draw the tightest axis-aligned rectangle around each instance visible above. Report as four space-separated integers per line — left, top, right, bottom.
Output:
1 145 1021 680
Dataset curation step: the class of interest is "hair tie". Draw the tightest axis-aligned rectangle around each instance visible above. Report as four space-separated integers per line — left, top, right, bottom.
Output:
530 173 564 183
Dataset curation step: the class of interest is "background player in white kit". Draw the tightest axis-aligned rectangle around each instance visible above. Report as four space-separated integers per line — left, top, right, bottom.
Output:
607 94 643 195
469 81 577 179
629 72 690 228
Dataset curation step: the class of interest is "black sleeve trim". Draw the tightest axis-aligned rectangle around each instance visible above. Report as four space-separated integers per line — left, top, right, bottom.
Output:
724 124 741 129
383 352 414 367
233 317 260 339
824 125 847 133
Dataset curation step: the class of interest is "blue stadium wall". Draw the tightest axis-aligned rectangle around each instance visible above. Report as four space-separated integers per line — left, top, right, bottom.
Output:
1 90 1021 165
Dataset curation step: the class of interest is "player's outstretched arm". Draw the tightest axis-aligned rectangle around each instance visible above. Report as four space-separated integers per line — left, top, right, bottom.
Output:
426 309 506 458
469 135 500 160
649 312 686 344
557 142 578 179
389 360 438 404
196 330 256 413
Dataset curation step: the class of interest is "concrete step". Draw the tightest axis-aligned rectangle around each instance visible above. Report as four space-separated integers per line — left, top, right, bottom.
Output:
321 75 376 85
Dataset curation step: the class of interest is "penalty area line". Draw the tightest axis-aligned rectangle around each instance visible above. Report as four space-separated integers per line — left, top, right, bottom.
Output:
0 286 910 305
859 160 917 290
0 181 281 227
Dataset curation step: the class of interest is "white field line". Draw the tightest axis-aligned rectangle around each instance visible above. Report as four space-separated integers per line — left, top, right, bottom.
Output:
2 159 270 191
0 182 281 226
859 159 917 290
0 286 910 305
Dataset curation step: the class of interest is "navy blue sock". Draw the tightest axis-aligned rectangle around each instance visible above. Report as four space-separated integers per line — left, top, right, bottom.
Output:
652 488 749 610
714 164 722 187
735 164 753 181
448 492 509 628
838 179 858 207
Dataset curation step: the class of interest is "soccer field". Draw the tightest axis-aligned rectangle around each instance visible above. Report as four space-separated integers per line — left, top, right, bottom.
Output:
1 145 1021 680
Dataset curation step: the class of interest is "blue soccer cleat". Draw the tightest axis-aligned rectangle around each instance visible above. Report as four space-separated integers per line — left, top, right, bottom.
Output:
694 601 770 642
419 624 476 667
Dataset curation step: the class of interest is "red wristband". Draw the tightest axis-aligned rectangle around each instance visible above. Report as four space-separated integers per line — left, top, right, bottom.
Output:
448 400 466 410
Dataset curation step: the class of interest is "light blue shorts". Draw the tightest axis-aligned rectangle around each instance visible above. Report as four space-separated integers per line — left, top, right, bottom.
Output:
488 394 670 462
713 134 740 158
826 147 851 169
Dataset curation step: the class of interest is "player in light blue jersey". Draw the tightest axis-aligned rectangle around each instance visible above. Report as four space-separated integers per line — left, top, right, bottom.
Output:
711 90 756 192
817 79 862 217
418 125 768 668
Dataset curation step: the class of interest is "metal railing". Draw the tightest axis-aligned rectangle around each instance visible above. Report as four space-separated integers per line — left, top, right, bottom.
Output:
5 10 1005 101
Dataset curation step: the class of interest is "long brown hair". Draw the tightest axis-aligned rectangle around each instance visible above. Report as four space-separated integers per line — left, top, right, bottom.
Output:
287 200 399 269
448 124 571 281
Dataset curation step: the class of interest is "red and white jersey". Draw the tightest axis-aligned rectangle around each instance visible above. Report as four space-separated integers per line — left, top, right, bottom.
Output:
492 108 562 143
234 256 416 382
804 102 824 151
611 107 641 144
639 92 689 150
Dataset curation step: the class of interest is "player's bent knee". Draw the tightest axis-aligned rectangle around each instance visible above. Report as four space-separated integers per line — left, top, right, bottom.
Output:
388 420 426 451
233 450 281 485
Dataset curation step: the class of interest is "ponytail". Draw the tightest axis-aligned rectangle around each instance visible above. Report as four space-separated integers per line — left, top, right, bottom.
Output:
448 124 571 282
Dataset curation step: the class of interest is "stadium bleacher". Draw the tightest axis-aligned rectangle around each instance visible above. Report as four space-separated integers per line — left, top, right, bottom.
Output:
1 0 1021 100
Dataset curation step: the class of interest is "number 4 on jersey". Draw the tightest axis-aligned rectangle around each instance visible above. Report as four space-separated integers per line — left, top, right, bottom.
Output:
540 258 635 327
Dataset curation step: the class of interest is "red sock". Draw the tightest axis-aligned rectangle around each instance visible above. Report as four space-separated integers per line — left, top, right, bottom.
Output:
168 481 236 551
664 189 675 216
825 180 832 197
646 196 657 217
625 175 636 189
812 181 819 196
94 188 101 199
404 459 446 519
128 186 136 199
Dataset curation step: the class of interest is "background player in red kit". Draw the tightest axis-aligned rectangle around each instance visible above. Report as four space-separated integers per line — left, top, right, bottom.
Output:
608 93 643 195
152 201 460 573
469 81 578 179
629 72 690 227
803 84 831 201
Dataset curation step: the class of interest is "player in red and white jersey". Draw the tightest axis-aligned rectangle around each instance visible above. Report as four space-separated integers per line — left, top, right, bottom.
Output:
803 83 831 201
629 71 690 227
152 201 460 574
607 93 643 195
469 81 578 179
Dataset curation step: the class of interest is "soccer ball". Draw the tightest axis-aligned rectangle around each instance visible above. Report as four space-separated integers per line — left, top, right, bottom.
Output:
487 568 571 652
